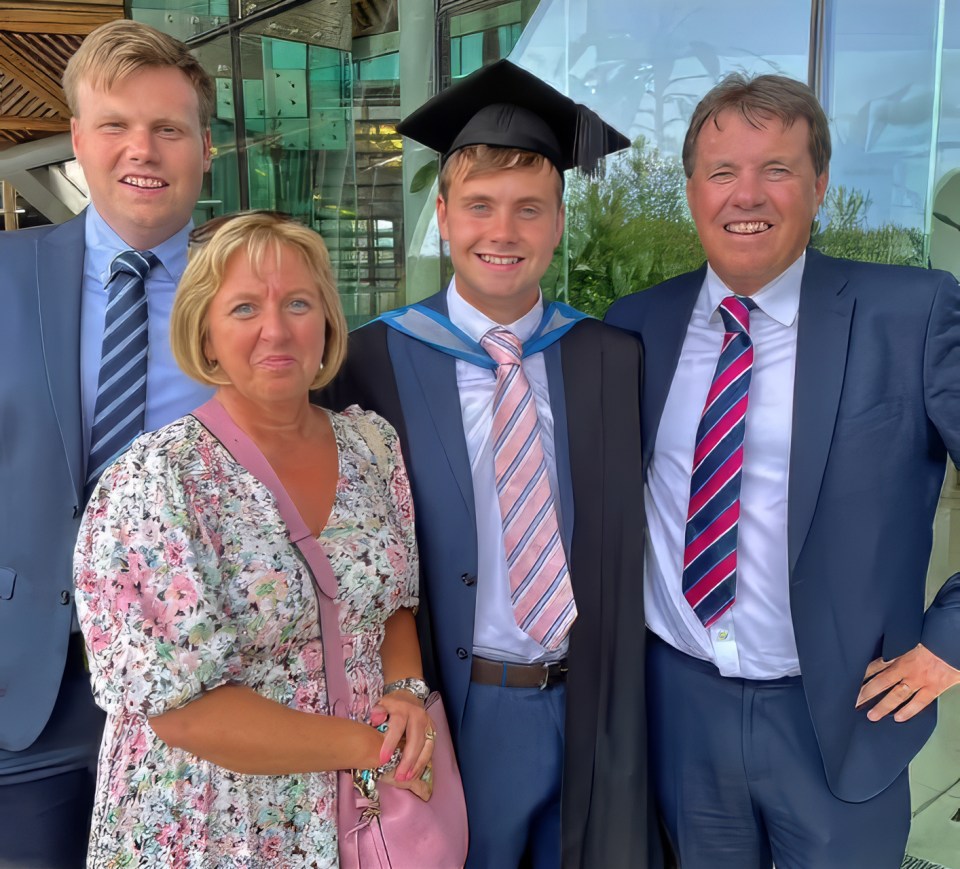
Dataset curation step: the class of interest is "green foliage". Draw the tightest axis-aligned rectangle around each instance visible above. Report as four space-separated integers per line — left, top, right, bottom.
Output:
409 160 439 194
818 185 871 231
811 184 925 267
811 224 925 267
543 139 704 316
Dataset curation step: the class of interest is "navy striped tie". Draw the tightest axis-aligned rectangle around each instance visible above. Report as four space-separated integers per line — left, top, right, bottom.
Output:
682 295 757 627
85 249 158 498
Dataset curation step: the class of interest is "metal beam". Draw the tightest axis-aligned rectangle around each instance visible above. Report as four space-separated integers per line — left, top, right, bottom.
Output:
0 132 76 222
5 167 75 222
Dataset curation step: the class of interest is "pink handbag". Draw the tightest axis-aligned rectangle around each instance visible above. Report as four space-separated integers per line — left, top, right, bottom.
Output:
193 400 468 869
336 690 466 868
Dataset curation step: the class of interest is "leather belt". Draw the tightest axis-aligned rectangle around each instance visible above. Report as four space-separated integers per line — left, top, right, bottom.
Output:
471 656 568 690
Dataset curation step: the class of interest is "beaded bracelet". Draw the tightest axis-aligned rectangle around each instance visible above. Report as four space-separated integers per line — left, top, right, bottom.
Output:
351 722 402 801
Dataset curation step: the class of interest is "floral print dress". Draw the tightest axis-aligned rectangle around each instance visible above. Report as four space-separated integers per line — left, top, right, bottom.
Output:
74 407 418 868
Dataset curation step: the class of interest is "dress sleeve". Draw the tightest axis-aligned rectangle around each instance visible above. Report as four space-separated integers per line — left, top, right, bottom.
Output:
73 434 241 719
382 416 420 612
346 407 420 615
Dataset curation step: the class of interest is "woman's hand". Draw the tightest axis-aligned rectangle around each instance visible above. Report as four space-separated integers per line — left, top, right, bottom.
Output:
379 763 434 801
371 690 435 783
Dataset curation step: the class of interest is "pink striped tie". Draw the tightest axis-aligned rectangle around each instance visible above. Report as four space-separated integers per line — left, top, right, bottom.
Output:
481 327 577 651
682 295 756 626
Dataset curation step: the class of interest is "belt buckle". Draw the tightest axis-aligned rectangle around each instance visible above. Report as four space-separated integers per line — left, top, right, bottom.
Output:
538 663 551 690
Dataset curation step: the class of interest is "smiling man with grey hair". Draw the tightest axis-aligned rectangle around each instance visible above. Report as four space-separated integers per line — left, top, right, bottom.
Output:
607 72 960 868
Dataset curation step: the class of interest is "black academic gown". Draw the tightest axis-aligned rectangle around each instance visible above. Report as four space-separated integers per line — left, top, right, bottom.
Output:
318 293 660 868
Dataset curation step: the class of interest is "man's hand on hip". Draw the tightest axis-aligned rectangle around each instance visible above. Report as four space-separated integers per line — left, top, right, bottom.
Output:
857 643 960 722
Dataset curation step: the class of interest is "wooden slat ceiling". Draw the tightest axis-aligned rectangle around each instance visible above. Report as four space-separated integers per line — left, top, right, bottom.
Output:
0 0 402 148
0 1 123 146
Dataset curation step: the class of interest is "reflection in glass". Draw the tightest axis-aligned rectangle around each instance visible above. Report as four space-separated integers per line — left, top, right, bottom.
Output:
824 0 942 237
511 0 809 159
930 1 959 276
131 1 231 41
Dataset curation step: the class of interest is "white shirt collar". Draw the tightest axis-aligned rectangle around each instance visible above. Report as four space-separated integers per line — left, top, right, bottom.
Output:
702 251 805 328
446 278 545 344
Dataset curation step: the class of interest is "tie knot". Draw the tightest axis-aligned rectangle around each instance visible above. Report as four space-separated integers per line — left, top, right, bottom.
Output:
718 295 756 335
481 327 523 367
111 249 159 283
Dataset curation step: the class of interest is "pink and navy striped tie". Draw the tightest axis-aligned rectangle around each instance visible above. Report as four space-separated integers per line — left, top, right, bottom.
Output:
481 327 577 651
682 295 757 627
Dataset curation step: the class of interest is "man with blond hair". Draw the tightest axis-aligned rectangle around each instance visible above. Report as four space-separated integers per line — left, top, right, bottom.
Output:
0 19 213 866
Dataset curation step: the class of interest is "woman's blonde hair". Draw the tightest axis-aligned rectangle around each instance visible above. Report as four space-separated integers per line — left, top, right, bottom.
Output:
171 211 347 391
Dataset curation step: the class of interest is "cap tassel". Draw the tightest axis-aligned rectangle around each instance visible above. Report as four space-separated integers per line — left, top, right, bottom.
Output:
573 103 609 177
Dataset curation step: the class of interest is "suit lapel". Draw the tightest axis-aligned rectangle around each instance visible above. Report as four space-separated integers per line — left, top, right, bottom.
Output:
787 250 854 572
642 268 703 470
36 214 86 507
393 291 476 521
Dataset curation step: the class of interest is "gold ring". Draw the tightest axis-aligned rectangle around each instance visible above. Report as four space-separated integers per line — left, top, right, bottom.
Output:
424 729 436 741
421 764 433 783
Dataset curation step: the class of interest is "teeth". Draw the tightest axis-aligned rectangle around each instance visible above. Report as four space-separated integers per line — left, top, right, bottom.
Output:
122 176 165 188
479 254 521 265
726 221 770 234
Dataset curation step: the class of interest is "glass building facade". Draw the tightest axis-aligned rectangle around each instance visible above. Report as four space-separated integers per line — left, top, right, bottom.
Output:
129 0 959 326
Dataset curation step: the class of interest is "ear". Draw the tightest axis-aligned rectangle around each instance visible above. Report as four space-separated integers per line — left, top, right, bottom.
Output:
436 194 449 241
814 170 829 210
554 202 566 248
201 129 213 173
70 116 81 159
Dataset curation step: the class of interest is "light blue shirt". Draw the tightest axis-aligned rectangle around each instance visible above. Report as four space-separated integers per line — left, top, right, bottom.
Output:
80 206 213 471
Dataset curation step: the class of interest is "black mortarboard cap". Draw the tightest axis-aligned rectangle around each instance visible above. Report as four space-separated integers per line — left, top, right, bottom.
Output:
396 59 630 175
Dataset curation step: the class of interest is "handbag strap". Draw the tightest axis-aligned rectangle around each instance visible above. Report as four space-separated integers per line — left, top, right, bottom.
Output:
192 398 352 714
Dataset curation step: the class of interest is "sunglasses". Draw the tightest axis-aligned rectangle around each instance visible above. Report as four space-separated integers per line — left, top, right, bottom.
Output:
188 209 296 248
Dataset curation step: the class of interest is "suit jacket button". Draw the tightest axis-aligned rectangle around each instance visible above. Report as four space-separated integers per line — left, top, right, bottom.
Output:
60 590 71 605
456 647 468 660
461 573 476 586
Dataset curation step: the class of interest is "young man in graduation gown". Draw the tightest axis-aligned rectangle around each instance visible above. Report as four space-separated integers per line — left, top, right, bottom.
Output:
320 60 659 868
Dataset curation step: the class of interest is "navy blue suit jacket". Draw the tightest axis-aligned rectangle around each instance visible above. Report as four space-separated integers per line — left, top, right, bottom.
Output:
320 291 657 867
0 215 88 754
606 248 960 802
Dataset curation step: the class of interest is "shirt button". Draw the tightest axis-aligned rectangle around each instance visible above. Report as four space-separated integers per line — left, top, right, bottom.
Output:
461 573 476 586
718 630 729 640
456 647 469 660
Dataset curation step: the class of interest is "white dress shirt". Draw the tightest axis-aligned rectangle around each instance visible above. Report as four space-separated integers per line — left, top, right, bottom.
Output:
80 205 213 470
645 254 805 678
447 281 568 664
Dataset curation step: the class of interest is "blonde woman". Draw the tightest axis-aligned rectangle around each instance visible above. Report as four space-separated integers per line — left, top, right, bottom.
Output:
75 212 433 867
